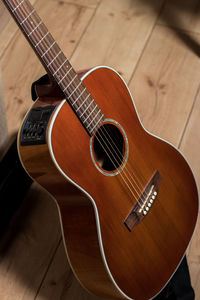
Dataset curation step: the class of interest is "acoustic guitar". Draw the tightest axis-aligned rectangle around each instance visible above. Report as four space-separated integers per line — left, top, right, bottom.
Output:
2 0 199 299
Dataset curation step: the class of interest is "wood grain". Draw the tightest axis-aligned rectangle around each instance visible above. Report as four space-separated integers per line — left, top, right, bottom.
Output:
70 0 165 82
180 84 200 185
0 0 37 58
0 1 10 35
53 0 101 9
128 25 200 146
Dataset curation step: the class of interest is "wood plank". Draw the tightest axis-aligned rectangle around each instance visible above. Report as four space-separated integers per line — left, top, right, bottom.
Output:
0 1 10 35
0 0 94 137
180 85 200 184
52 0 101 9
0 183 61 300
128 25 200 146
70 0 165 82
35 241 105 300
0 0 38 58
158 0 200 34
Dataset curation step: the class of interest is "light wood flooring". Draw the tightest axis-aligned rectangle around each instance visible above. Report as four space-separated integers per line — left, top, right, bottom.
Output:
0 0 200 299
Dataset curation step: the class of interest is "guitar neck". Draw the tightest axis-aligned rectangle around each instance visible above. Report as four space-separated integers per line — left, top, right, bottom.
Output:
3 0 104 135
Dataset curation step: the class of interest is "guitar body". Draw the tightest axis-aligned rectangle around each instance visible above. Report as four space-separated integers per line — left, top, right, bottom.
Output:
18 66 198 300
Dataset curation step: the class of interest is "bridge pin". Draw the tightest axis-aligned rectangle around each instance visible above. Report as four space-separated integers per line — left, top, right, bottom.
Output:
154 191 157 196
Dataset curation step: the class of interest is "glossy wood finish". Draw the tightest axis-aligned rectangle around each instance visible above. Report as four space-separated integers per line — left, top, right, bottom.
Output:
18 67 199 300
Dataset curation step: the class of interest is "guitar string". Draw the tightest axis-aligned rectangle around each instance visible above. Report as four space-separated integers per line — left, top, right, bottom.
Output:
10 0 150 209
10 0 149 209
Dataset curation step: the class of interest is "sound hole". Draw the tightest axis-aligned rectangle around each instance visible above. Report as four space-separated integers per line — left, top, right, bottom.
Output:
93 123 125 172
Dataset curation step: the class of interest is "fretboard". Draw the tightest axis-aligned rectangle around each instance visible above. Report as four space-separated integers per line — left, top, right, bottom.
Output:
3 0 104 135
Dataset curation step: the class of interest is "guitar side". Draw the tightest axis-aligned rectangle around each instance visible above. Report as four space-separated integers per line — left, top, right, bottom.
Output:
18 66 199 300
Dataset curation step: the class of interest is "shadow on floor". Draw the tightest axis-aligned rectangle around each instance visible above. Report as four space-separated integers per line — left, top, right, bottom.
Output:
140 0 200 56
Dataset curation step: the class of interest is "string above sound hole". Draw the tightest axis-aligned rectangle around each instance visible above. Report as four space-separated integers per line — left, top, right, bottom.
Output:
92 123 125 172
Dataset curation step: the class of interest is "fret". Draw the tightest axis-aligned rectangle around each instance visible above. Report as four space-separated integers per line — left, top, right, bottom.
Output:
41 41 56 57
20 9 35 25
76 94 90 112
47 50 62 67
72 87 87 106
79 99 94 118
12 0 25 12
87 109 102 128
63 74 78 92
90 114 104 133
58 66 73 84
35 31 49 48
53 58 68 76
83 104 98 123
28 20 42 37
68 81 82 98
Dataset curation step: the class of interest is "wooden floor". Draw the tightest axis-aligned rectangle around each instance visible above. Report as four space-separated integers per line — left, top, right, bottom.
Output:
0 0 200 299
